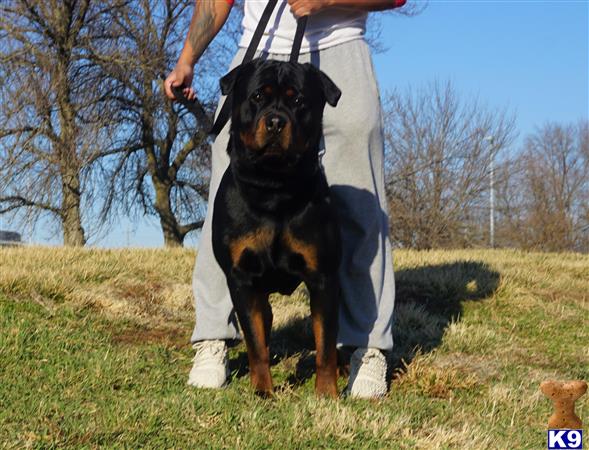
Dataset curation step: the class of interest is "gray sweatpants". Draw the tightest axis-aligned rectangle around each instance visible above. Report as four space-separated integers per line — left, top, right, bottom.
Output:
191 38 395 351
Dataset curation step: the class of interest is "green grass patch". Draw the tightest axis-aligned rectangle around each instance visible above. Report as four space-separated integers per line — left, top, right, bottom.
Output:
0 247 587 448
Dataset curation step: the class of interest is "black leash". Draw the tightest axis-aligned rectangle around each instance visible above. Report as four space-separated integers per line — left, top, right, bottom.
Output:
290 15 307 63
241 0 279 65
173 1 308 136
171 85 212 130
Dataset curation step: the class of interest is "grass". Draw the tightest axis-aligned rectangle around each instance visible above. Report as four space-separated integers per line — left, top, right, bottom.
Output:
0 247 587 449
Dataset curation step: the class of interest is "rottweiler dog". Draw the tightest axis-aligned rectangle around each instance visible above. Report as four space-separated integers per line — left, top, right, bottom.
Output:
211 59 342 397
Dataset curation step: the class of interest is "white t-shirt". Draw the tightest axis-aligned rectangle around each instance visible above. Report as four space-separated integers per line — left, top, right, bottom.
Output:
239 1 367 54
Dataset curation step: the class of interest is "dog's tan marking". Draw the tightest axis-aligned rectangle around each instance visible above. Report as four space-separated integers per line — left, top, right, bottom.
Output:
254 117 268 148
247 294 273 395
240 119 268 151
229 227 274 267
312 310 338 398
280 120 292 149
283 229 318 272
239 130 257 149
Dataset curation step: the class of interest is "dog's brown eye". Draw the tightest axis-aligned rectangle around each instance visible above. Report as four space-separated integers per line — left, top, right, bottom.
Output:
294 96 304 105
252 91 263 103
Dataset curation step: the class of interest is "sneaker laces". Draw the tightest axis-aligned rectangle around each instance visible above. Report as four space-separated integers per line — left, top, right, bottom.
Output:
351 348 387 377
192 340 226 364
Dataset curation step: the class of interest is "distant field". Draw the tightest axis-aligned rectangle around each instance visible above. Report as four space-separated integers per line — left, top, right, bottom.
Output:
0 247 587 449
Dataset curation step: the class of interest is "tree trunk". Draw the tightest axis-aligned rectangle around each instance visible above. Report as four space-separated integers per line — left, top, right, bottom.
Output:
153 178 184 247
161 221 184 247
62 171 86 247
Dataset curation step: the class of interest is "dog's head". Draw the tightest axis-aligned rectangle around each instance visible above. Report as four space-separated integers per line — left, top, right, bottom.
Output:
220 59 341 167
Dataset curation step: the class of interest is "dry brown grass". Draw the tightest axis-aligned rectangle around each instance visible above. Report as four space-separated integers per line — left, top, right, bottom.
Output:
0 246 195 324
395 352 481 399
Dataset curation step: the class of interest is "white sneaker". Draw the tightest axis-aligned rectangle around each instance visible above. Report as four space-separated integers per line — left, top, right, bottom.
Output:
187 340 229 388
345 348 388 399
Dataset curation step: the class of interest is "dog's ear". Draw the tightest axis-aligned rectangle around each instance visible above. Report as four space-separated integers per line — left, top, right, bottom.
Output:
219 65 242 96
317 69 341 107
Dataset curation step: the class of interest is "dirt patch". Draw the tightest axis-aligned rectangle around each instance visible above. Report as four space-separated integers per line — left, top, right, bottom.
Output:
111 325 191 348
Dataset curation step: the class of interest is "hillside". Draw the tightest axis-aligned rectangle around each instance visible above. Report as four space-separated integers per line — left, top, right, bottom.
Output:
1 247 587 449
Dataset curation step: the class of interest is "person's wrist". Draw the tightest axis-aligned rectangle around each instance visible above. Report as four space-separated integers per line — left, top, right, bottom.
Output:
177 45 198 68
176 54 196 70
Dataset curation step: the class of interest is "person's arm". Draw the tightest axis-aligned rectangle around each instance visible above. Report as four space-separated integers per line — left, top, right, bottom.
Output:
165 0 233 100
288 0 406 17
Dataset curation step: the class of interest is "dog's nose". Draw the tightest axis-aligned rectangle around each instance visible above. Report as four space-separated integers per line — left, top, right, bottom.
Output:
265 115 285 133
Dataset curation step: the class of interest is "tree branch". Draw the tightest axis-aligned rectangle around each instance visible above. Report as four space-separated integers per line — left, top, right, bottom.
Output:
178 220 204 238
0 195 60 216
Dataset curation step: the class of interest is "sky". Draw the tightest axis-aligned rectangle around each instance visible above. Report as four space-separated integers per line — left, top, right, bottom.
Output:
2 0 587 248
373 0 588 141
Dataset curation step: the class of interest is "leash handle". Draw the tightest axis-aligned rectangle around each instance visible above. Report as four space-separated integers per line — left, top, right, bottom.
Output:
171 85 196 113
171 85 212 129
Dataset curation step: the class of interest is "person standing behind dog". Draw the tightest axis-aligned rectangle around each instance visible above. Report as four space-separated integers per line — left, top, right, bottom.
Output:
164 0 406 399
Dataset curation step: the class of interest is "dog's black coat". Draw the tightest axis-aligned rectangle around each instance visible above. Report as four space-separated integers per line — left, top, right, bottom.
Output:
211 59 342 396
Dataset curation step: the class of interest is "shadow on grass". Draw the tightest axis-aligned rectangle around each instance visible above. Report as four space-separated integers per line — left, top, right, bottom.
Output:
228 261 501 388
390 261 500 371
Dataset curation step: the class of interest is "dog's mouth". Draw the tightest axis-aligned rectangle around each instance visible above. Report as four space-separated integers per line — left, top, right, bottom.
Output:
261 136 286 154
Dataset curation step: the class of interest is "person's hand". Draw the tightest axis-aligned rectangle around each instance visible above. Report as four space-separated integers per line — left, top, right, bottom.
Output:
164 62 196 101
287 0 333 17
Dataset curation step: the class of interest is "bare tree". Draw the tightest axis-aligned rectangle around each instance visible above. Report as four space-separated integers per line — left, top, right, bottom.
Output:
92 0 242 247
497 121 589 252
0 0 422 247
0 0 122 246
383 81 516 249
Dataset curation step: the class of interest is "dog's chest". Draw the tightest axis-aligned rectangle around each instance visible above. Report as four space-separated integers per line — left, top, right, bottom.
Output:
228 225 318 277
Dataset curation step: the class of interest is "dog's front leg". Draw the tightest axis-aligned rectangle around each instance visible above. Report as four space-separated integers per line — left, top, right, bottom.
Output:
307 274 339 398
228 281 273 397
